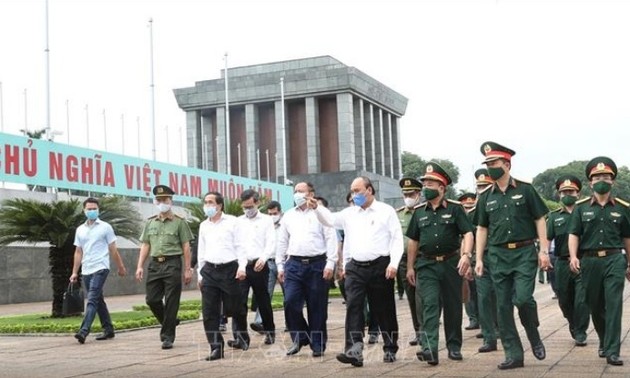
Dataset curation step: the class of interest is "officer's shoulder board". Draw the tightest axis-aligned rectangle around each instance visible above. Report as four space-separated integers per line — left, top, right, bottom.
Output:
396 206 406 212
173 214 184 219
147 215 158 220
514 177 532 185
413 202 428 209
616 197 630 208
550 207 562 213
575 197 591 206
478 185 492 195
446 199 462 206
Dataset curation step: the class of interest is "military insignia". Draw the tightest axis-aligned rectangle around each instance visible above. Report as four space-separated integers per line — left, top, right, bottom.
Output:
511 194 523 199
157 187 164 194
479 174 486 181
405 179 411 186
418 216 428 221
611 212 621 217
583 211 594 216
441 214 452 218
597 162 605 170
487 200 497 206
484 144 492 153
426 165 433 173
616 197 630 207
563 179 572 187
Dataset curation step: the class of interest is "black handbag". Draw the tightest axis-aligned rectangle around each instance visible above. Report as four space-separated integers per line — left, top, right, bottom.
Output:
62 282 84 316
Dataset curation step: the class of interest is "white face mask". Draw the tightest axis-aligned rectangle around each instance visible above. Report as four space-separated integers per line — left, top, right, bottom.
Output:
156 203 171 213
404 196 418 208
244 207 258 218
293 192 307 207
271 214 281 224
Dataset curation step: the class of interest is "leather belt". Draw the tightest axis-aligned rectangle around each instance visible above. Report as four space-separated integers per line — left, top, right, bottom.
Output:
497 239 535 249
289 254 326 264
206 260 238 269
351 256 390 267
583 249 622 258
421 251 458 262
152 255 181 263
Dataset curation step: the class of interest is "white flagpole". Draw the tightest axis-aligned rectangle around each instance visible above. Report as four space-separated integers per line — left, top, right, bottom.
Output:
224 52 231 174
44 0 51 141
265 149 270 181
257 148 261 180
275 152 279 183
237 143 241 176
149 18 156 160
280 78 287 184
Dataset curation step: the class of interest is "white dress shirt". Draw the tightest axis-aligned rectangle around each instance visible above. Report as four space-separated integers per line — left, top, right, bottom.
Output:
237 211 276 261
315 199 404 270
197 213 246 281
276 206 337 273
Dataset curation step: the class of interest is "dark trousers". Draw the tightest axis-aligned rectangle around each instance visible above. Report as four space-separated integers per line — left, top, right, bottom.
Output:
344 257 399 354
283 257 329 353
398 254 422 342
201 262 247 350
79 269 112 336
237 262 275 335
555 258 589 342
145 258 182 343
474 253 498 345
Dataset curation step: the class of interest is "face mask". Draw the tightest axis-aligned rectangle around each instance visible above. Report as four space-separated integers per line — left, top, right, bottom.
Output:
244 207 258 218
294 192 307 207
85 209 99 220
488 166 505 181
593 181 612 195
403 197 418 208
353 193 367 207
156 203 171 213
423 188 439 201
203 205 217 218
561 195 577 206
271 215 281 224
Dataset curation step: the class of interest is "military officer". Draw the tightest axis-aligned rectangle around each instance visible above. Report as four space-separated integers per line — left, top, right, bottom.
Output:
547 175 589 347
135 185 194 349
474 142 551 370
406 162 474 365
458 193 480 332
568 157 630 366
396 177 424 346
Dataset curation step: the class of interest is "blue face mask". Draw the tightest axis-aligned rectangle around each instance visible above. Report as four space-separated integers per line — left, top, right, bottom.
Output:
204 205 217 218
353 193 367 207
85 209 99 220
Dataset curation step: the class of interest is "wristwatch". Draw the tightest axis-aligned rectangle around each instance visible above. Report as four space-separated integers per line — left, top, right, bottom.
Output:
462 252 472 259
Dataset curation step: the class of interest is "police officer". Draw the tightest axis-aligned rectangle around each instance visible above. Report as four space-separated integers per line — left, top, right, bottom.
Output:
396 177 423 346
547 175 589 347
406 162 474 365
471 169 499 351
135 185 194 349
568 157 630 366
474 142 551 370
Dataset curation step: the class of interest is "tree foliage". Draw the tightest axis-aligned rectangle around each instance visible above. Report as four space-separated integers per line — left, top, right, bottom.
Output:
401 151 461 199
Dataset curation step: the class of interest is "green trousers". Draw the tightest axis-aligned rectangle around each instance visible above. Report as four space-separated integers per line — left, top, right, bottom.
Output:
581 253 626 357
474 253 497 345
555 258 589 342
416 254 462 354
145 257 183 343
398 254 423 343
488 244 541 361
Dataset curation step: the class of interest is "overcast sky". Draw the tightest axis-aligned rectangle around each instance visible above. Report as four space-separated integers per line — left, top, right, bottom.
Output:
1 0 629 192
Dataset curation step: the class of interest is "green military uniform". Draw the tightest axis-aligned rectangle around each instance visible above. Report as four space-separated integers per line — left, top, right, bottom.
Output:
396 177 424 346
406 163 474 363
568 157 630 364
459 193 479 330
474 142 548 366
141 185 193 345
546 175 589 345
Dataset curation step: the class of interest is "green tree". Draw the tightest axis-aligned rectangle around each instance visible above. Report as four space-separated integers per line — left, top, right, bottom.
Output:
533 161 630 201
0 196 143 317
401 151 461 199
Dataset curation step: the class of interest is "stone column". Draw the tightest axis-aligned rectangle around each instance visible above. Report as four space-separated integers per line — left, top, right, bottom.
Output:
245 103 258 178
336 93 356 171
373 107 384 175
364 102 375 173
274 100 288 183
200 112 213 171
216 107 227 173
353 98 366 171
305 97 320 174
393 116 402 178
383 112 392 177
186 110 201 169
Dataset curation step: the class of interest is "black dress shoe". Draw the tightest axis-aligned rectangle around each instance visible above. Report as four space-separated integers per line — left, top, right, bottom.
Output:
336 352 363 367
205 348 224 361
598 348 606 358
227 339 249 351
465 323 480 330
532 342 546 360
607 355 624 366
383 351 396 363
448 350 463 360
264 333 275 345
416 349 438 365
368 334 378 344
312 350 324 357
498 358 524 370
95 332 115 341
475 332 484 339
161 340 173 349
74 333 86 344
286 340 305 356
478 342 497 353
250 322 265 335
574 339 587 347
409 337 419 346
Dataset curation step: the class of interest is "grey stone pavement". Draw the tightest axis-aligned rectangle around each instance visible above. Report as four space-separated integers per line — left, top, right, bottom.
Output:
1 282 630 378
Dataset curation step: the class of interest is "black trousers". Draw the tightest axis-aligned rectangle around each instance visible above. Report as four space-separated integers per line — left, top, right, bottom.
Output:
235 262 275 335
344 256 399 353
201 262 247 350
145 257 182 343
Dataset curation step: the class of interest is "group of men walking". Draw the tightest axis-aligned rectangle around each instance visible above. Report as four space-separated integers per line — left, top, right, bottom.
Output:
69 141 630 371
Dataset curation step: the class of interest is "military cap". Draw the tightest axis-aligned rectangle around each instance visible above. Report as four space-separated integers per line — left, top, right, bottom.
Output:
480 141 516 164
585 156 617 180
420 161 452 186
399 177 423 193
458 192 476 207
555 174 582 192
153 184 176 197
474 168 493 186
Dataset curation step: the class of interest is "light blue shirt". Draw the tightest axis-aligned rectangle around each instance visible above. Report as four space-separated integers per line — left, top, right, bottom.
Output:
74 219 117 275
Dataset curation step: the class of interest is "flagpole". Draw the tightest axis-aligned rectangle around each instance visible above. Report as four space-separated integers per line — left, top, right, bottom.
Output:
149 18 156 161
224 52 231 174
44 0 51 141
280 78 287 184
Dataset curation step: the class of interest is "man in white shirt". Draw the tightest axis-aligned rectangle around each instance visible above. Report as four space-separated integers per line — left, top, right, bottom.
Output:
197 191 247 361
277 182 337 357
311 176 404 367
235 189 276 345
